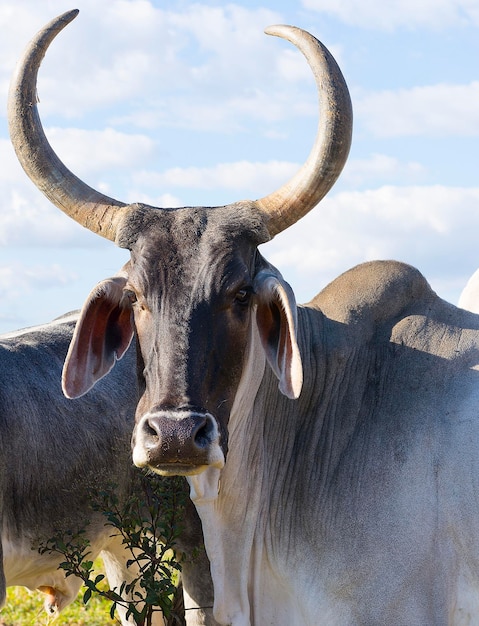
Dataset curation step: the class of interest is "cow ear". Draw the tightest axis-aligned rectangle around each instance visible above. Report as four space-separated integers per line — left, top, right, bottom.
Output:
62 276 134 398
254 270 303 399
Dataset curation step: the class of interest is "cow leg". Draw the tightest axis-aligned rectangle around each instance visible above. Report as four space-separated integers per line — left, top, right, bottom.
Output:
181 551 219 626
172 496 219 626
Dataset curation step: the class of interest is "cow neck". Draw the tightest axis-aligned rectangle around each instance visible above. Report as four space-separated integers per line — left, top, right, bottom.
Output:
188 313 267 625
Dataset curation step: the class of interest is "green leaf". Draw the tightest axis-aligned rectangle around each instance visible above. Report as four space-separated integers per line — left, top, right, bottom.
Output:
110 602 117 620
83 588 92 604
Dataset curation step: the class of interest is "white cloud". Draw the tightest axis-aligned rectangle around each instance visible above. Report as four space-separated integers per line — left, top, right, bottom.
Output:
114 84 315 133
276 49 313 83
263 185 479 303
45 127 156 175
302 0 479 30
356 82 479 138
0 187 110 248
0 139 26 183
0 126 157 246
0 0 329 169
0 263 72 289
0 259 85 330
342 153 425 186
0 262 77 298
0 1 169 116
132 154 426 199
0 1 288 125
133 160 298 194
168 4 282 58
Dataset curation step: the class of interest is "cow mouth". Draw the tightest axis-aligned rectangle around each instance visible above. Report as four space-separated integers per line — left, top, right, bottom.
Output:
148 462 212 477
140 448 225 477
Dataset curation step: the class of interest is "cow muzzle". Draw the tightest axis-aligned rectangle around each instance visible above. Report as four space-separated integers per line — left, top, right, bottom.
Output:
132 407 225 476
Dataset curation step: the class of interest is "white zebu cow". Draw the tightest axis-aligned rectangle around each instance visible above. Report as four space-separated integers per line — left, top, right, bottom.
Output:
0 313 216 626
459 268 479 313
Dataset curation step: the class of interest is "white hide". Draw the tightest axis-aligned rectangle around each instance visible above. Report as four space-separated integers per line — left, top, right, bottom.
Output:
189 262 479 626
458 268 479 313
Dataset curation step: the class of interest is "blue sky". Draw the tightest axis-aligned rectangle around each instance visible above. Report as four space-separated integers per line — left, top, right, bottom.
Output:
0 0 478 332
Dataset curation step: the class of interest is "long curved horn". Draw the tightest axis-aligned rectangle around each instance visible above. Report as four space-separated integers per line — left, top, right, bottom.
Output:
8 10 129 242
255 26 353 238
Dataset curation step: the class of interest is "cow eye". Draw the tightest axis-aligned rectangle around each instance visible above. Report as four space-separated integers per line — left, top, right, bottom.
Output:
124 289 138 305
235 287 252 305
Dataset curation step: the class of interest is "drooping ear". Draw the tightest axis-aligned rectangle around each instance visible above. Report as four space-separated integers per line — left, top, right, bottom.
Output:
62 276 134 398
254 269 303 399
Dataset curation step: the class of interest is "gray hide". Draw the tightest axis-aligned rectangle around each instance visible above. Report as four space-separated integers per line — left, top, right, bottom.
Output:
0 312 215 626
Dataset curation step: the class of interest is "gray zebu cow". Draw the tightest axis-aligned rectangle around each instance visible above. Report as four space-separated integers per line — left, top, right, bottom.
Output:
0 312 150 624
0 312 215 626
10 9 479 626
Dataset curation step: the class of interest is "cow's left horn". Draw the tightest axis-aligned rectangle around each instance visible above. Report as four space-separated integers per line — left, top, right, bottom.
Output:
255 26 353 238
8 10 129 242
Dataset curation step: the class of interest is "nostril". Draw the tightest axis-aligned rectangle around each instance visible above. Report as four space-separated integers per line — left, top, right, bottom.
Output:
145 418 159 438
193 415 214 449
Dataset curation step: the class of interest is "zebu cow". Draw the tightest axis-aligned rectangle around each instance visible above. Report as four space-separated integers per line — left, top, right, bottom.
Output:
0 312 149 624
0 312 216 626
10 9 479 626
459 268 479 313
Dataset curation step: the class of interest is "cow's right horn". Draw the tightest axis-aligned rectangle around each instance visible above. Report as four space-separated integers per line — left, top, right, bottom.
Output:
8 9 129 242
255 26 353 238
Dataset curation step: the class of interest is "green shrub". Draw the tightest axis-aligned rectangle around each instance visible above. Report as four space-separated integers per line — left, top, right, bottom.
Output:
37 472 187 626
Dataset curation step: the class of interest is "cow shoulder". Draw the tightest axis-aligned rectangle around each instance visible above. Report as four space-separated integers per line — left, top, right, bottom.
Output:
307 259 479 359
309 260 432 330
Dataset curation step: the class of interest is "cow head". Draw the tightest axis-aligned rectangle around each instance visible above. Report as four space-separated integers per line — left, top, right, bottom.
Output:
8 10 352 477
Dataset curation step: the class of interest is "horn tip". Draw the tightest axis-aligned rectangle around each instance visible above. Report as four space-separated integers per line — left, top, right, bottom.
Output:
46 9 79 31
264 24 292 38
64 8 80 21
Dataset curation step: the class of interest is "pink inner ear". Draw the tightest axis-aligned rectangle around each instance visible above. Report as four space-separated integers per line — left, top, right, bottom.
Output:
255 275 303 400
62 277 134 398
